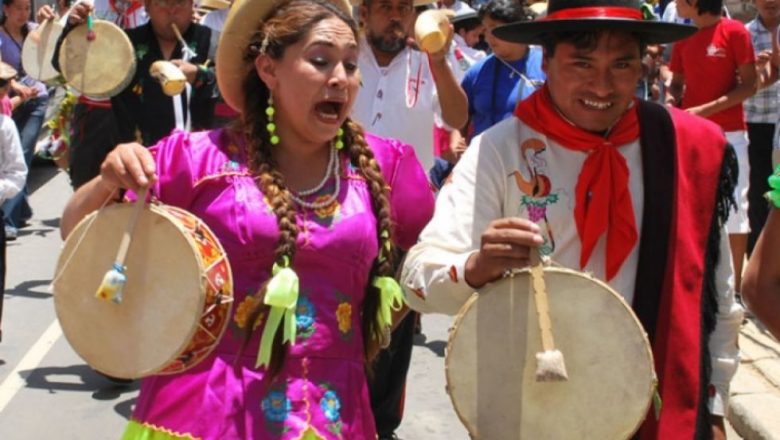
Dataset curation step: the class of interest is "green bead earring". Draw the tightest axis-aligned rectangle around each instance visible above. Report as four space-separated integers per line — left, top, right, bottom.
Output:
335 127 344 150
266 96 279 145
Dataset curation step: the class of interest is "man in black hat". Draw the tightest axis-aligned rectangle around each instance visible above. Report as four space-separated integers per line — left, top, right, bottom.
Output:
402 0 743 438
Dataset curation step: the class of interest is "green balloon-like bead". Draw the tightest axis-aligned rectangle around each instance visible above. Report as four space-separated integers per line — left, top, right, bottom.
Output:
270 135 280 145
769 174 780 190
337 127 344 136
335 140 344 150
266 122 276 133
266 106 275 117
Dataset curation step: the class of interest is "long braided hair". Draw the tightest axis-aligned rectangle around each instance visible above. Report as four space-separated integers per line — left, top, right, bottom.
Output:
234 0 396 376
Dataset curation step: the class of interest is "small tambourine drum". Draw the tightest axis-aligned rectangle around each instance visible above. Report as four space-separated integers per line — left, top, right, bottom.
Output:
446 267 656 440
58 20 136 98
149 60 187 96
21 19 64 83
53 203 233 379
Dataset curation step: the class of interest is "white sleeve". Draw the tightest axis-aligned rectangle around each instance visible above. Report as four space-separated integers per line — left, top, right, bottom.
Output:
0 116 27 203
401 132 508 315
708 224 744 416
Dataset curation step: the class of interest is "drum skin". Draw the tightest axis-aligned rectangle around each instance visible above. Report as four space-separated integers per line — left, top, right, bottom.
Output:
446 267 656 440
53 203 233 379
58 20 136 98
21 19 64 83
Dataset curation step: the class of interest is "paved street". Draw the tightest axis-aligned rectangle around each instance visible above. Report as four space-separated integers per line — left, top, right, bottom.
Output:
0 163 759 439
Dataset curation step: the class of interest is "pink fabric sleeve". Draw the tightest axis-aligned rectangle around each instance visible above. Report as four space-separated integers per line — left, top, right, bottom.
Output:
126 130 196 208
369 135 435 251
1 96 12 116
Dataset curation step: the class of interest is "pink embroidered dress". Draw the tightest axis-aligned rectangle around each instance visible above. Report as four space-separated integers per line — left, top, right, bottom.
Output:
123 129 434 439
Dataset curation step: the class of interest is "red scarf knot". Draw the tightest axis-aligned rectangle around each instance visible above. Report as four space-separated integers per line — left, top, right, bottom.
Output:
513 86 639 280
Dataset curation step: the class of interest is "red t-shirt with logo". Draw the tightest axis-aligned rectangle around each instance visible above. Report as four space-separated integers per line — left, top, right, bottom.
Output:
670 18 755 131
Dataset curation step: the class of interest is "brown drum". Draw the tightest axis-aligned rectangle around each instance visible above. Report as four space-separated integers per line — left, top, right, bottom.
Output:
21 19 64 83
446 267 656 440
58 20 135 98
53 202 233 379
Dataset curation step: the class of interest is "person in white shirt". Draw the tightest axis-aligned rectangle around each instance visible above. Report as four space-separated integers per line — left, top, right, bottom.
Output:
0 61 27 341
352 0 467 172
401 0 743 437
352 1 466 438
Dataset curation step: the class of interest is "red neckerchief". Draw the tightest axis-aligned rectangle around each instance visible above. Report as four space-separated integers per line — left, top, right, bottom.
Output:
513 86 639 280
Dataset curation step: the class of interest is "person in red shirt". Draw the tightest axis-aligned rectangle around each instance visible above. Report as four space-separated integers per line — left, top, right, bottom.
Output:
666 0 757 293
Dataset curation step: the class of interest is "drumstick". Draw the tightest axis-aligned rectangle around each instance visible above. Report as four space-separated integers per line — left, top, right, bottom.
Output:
95 187 148 304
529 250 569 381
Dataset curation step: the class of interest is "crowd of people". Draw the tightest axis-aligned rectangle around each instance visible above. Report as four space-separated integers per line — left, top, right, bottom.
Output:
2 0 780 437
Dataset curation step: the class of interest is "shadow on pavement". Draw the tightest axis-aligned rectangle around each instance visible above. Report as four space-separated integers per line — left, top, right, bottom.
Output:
22 364 139 399
7 279 52 300
114 396 138 420
28 162 63 195
413 333 446 357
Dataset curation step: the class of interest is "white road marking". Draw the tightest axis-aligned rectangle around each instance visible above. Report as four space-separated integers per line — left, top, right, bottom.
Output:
0 320 62 413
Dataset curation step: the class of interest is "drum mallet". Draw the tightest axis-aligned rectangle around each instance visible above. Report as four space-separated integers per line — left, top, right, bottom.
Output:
95 187 148 304
529 251 569 381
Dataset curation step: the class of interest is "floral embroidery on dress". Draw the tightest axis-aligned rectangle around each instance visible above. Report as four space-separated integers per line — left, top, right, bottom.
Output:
233 294 263 330
296 296 316 339
261 385 292 434
334 292 353 340
307 188 342 228
318 386 344 436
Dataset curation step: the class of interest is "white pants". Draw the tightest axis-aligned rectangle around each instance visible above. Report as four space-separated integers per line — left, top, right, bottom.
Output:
725 130 749 234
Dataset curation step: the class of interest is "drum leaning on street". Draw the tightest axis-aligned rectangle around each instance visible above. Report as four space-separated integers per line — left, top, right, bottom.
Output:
53 203 234 379
58 20 136 98
446 267 656 440
21 19 64 83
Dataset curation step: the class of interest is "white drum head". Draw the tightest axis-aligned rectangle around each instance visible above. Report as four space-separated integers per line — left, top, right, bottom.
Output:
21 19 64 83
53 204 206 379
446 268 656 440
58 20 136 98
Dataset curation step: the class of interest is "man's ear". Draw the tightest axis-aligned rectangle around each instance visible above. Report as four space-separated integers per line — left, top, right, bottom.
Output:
254 54 277 91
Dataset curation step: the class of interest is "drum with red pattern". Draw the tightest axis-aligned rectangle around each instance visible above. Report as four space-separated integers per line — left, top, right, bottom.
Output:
53 202 233 379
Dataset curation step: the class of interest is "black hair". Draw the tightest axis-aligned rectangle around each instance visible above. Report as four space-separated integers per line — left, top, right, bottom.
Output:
454 16 482 34
688 0 722 16
478 0 534 24
1 0 31 37
539 30 647 58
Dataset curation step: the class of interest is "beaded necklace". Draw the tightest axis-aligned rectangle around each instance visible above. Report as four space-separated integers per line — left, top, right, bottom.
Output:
287 143 341 209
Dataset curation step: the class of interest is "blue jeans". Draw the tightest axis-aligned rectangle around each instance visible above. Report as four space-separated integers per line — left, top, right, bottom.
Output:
2 95 48 228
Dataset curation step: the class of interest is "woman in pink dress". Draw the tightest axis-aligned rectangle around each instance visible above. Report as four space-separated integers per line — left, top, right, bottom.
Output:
59 0 435 438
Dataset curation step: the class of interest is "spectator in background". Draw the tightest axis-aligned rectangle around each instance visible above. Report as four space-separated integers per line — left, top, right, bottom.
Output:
352 0 467 437
0 0 47 240
744 0 780 256
667 0 757 294
0 61 27 340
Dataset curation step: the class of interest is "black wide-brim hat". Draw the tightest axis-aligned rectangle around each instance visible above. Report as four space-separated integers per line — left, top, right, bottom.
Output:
492 0 696 45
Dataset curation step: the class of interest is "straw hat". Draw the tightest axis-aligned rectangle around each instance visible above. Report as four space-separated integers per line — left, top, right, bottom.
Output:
492 0 695 45
216 0 353 113
0 62 17 81
348 0 437 6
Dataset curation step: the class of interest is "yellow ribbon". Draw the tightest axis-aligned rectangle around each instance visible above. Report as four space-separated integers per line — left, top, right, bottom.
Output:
372 276 405 331
256 258 299 368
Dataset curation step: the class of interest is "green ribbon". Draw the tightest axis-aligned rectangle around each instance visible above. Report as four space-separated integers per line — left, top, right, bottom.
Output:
256 258 299 368
373 276 405 332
